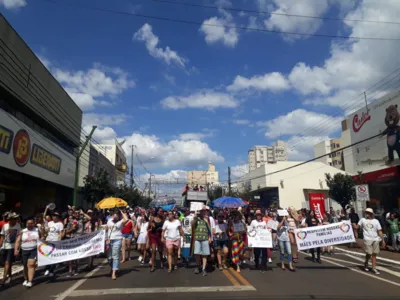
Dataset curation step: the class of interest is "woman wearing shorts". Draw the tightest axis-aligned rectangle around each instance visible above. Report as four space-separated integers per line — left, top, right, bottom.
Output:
121 214 134 263
214 214 228 271
148 212 165 272
135 214 149 265
14 217 42 288
162 211 184 273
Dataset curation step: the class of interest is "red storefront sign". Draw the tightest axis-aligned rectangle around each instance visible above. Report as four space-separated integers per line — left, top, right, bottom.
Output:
353 166 399 183
309 193 326 220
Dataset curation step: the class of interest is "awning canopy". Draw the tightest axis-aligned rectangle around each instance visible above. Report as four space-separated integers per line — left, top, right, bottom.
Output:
353 166 400 183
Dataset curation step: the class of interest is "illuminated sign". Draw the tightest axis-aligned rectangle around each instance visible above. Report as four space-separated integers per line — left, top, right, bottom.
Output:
13 129 31 167
0 125 13 154
30 144 62 174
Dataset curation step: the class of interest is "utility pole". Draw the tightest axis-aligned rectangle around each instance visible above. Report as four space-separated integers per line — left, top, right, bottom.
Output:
73 126 96 207
130 145 134 188
228 166 232 196
364 91 369 112
148 174 152 199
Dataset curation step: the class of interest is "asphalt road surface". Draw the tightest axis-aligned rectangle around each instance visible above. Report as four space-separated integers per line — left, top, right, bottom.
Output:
1 250 400 300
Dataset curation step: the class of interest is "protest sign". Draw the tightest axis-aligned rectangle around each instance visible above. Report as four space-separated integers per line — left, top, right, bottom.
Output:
294 221 355 251
266 220 278 231
190 201 203 212
277 209 289 216
37 230 105 267
247 227 273 248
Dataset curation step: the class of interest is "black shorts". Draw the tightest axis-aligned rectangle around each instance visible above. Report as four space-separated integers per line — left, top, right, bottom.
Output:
22 249 37 264
1 249 15 264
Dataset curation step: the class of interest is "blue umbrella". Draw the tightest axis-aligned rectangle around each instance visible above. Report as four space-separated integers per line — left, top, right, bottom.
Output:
212 197 247 208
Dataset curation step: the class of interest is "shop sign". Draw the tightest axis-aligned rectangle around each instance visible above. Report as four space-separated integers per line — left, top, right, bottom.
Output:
0 109 75 188
355 184 370 202
309 193 326 220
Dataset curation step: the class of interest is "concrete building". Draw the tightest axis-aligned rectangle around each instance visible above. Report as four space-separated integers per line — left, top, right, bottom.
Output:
314 137 344 170
0 15 81 216
238 161 346 210
187 162 219 187
248 141 287 171
95 140 128 186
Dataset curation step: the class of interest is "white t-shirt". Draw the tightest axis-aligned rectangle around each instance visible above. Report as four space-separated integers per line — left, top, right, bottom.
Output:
358 218 382 241
1 223 21 249
214 222 228 240
208 216 216 231
107 220 124 240
162 220 181 240
140 222 149 234
182 215 194 235
21 228 40 250
46 221 64 242
250 220 267 231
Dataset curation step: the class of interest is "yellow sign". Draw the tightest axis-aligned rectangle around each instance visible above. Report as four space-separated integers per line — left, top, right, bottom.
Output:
0 125 13 154
30 144 62 174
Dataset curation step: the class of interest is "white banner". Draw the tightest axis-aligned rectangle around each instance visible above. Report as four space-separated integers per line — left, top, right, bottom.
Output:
0 109 75 188
37 230 105 267
294 221 355 251
247 228 273 248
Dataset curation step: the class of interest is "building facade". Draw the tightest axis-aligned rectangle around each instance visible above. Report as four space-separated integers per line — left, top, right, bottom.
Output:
314 138 344 170
248 141 287 171
187 162 219 187
0 15 82 216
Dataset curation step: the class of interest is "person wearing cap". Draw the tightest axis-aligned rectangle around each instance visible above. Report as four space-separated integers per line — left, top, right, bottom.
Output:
0 212 21 285
356 208 385 275
191 206 212 276
248 210 270 273
43 211 64 278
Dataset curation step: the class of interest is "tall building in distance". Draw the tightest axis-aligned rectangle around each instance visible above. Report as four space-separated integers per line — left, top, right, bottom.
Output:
314 137 344 170
187 162 219 187
248 141 288 171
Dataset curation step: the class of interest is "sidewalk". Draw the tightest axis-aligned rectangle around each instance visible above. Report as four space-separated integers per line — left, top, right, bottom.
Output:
336 240 400 263
0 263 24 281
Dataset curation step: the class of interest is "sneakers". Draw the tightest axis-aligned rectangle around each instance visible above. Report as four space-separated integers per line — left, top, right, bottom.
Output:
202 269 207 276
26 282 33 288
138 256 143 262
22 280 28 286
364 264 369 272
194 268 200 275
268 258 272 263
372 268 380 275
44 270 50 276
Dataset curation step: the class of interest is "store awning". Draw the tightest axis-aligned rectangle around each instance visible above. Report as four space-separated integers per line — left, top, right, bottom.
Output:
353 166 400 183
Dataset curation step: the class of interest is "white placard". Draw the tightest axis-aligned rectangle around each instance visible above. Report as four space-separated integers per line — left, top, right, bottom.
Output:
0 109 75 188
247 228 273 248
189 201 204 212
294 221 355 251
266 220 278 231
277 209 289 216
37 230 105 267
355 184 370 202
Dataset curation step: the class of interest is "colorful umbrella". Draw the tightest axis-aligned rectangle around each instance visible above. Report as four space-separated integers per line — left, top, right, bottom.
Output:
96 197 128 209
212 196 247 208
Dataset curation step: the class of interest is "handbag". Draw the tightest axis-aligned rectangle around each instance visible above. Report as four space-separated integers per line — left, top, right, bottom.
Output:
105 225 115 252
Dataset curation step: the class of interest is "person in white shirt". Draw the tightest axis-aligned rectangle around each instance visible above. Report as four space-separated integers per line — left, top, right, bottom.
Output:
0 212 21 285
44 212 64 278
106 209 128 280
162 211 184 273
356 208 385 275
14 217 43 288
214 214 228 271
249 210 270 273
134 214 149 265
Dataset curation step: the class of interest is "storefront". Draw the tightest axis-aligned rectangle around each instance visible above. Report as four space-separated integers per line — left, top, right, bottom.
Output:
354 166 400 215
0 109 75 217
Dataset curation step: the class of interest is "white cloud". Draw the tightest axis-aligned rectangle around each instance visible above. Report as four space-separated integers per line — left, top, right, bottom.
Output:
161 91 239 110
257 109 342 139
286 135 330 161
53 63 135 111
164 74 176 85
134 23 187 68
233 119 250 125
0 0 26 9
82 113 129 127
139 170 188 183
179 128 217 141
227 72 290 92
264 0 329 41
120 133 224 169
231 164 249 178
83 126 118 145
200 16 239 48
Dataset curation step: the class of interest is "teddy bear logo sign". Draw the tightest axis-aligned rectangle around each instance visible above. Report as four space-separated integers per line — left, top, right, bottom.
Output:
381 104 400 162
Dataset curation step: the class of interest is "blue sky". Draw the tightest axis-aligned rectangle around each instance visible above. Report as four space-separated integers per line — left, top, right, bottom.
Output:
2 0 400 189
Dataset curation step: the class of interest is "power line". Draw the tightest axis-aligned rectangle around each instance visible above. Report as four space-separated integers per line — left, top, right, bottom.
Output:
152 0 400 25
41 0 400 41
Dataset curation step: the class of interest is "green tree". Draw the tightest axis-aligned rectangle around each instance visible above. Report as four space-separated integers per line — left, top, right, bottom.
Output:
231 180 252 201
112 184 148 207
209 186 223 201
325 173 356 210
83 168 113 207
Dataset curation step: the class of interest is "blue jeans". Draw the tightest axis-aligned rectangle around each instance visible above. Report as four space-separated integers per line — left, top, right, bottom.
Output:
278 240 292 262
108 239 122 270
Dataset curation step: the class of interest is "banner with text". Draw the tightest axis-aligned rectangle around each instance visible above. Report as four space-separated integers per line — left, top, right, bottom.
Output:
247 228 273 248
37 230 105 267
309 193 326 220
294 221 355 251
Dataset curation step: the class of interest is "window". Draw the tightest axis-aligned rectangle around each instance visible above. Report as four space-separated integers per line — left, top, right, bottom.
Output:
329 162 332 166
331 144 335 149
336 143 340 148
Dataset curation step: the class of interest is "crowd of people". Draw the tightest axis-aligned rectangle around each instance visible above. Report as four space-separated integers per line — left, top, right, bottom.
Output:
0 203 398 288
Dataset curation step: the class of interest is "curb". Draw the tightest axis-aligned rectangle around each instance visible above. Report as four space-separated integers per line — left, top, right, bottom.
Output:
335 247 400 266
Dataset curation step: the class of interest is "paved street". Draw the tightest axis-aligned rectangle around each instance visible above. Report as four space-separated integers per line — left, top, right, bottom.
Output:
1 250 400 300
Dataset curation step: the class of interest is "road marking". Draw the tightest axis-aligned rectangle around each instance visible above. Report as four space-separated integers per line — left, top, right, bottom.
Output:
335 247 400 266
67 286 256 296
299 252 400 288
222 269 240 286
55 260 107 300
228 267 252 286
